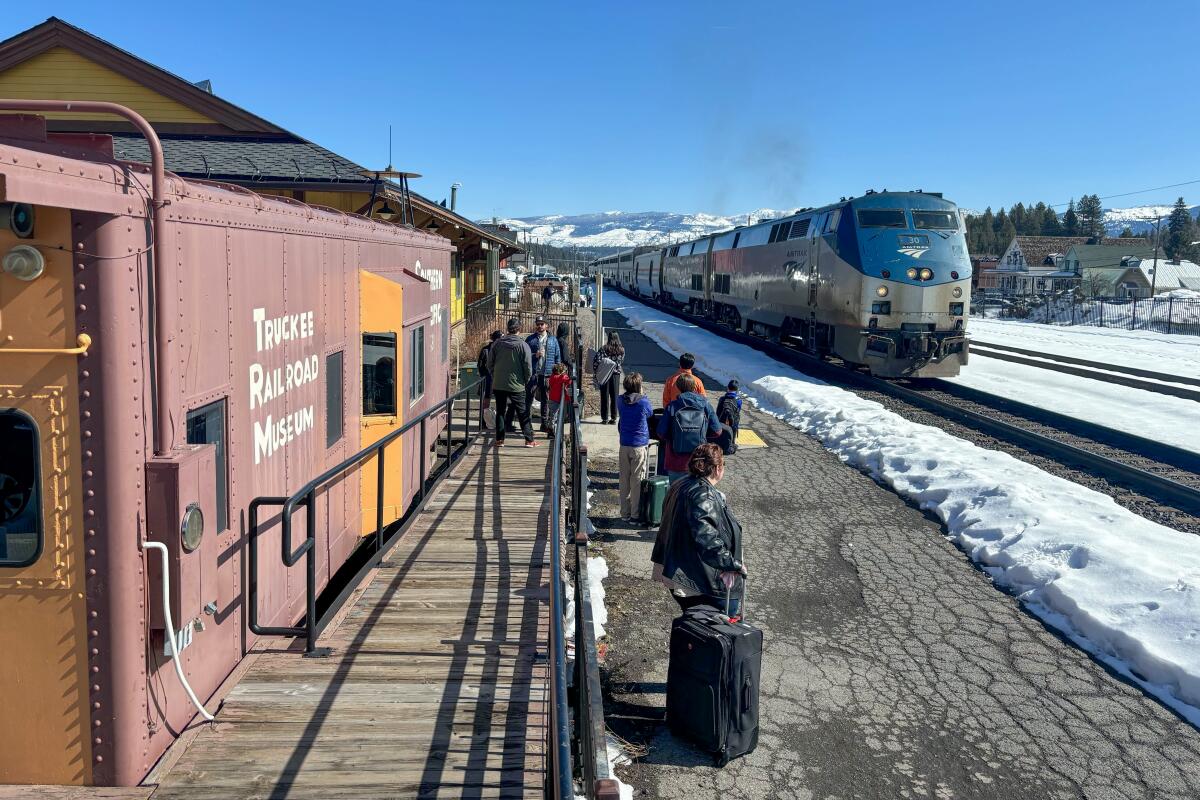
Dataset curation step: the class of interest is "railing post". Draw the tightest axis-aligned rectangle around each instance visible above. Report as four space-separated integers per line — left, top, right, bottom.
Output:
419 417 427 502
303 491 331 657
375 445 386 555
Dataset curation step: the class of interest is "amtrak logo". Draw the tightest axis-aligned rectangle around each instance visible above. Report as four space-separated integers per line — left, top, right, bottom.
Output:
897 234 931 259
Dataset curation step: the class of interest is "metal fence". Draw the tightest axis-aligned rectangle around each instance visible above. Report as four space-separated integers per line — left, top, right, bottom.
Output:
464 296 580 365
549 342 620 800
972 293 1200 336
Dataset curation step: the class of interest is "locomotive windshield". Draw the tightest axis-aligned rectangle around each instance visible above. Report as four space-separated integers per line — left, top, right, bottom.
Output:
856 209 907 228
912 210 959 230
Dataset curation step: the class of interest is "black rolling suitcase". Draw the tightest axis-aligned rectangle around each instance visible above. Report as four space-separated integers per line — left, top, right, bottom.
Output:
665 580 761 765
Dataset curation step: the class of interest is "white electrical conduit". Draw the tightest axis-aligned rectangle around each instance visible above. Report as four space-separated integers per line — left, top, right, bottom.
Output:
142 541 215 722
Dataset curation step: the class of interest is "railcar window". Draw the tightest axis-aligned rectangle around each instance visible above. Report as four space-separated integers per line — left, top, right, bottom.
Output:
736 225 771 248
326 351 344 447
410 326 425 402
824 208 842 233
186 400 229 533
856 209 907 228
713 231 738 251
690 274 704 291
0 410 42 567
789 219 811 239
714 274 731 294
362 333 397 416
912 210 958 230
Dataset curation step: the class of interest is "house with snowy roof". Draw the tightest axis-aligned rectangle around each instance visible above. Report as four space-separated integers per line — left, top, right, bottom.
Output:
995 235 1149 294
1130 257 1200 295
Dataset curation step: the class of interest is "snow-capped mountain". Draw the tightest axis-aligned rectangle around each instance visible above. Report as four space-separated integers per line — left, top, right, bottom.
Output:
485 209 796 249
1103 204 1200 236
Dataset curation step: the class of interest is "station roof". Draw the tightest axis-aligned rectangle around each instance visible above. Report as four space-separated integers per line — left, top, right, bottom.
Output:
0 17 520 255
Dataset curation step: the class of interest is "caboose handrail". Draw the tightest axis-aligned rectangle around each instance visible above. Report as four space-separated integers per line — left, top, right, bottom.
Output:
0 99 174 456
247 378 483 654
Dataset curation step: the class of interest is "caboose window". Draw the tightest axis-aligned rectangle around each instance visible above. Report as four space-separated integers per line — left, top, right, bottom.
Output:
410 326 425 402
912 210 958 230
857 209 907 228
0 410 42 567
326 351 344 447
186 401 229 533
362 333 397 416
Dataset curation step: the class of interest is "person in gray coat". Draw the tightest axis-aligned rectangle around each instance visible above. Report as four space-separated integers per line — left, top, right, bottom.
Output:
487 318 538 446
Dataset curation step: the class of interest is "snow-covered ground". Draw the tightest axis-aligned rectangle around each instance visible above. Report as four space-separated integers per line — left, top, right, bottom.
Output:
949 354 1200 453
611 293 1200 724
968 317 1200 380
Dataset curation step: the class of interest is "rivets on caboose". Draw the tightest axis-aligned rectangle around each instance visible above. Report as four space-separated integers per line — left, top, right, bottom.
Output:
78 304 87 312
87 569 97 576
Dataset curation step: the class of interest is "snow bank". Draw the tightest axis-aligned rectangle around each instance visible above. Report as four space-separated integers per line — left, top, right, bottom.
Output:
614 294 1200 722
588 557 610 640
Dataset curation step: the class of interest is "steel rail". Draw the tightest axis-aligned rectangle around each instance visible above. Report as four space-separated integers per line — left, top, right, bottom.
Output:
614 289 1200 515
971 340 1200 401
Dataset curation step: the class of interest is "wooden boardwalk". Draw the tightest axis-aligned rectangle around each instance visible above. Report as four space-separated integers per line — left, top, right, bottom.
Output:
150 440 552 799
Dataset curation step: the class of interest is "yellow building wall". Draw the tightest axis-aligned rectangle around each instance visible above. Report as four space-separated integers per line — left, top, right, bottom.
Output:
306 191 369 214
0 206 92 784
0 47 216 124
358 270 405 536
450 276 465 325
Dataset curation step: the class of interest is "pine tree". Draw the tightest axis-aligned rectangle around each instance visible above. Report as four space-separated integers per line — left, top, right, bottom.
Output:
999 218 1017 250
1063 200 1080 236
1119 226 1135 238
1077 194 1104 239
1011 203 1028 235
1165 196 1195 261
1041 206 1062 236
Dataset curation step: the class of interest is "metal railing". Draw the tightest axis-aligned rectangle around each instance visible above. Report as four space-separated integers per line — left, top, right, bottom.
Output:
548 342 620 800
247 379 483 655
972 291 1200 335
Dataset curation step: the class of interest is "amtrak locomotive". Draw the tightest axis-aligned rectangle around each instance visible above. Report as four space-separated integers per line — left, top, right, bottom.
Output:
592 191 971 377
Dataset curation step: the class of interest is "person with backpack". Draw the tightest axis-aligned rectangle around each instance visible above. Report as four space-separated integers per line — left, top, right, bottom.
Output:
656 373 722 484
526 315 562 432
476 330 502 410
716 380 742 444
592 331 625 424
662 352 706 407
616 372 654 520
487 318 538 447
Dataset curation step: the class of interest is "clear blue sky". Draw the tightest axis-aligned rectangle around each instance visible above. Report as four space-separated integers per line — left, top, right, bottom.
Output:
10 1 1199 219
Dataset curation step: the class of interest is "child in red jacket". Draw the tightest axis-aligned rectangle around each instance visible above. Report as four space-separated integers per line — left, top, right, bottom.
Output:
547 362 572 436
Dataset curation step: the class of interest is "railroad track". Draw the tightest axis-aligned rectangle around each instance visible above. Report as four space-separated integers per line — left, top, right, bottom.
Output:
970 339 1200 402
609 288 1200 515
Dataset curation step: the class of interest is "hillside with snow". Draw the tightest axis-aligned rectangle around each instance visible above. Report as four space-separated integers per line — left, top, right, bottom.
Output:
486 209 796 249
489 203 1199 250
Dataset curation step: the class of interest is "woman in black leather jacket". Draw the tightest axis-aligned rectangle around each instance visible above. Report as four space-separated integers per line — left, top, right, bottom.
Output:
651 443 747 616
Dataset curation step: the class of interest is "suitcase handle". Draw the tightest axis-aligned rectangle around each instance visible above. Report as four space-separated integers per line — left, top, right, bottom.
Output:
723 574 747 622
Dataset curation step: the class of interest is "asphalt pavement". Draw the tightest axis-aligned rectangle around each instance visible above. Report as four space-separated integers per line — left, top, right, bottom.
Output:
588 306 1200 800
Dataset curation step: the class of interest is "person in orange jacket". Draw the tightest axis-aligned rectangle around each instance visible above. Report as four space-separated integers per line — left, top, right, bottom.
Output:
662 352 706 407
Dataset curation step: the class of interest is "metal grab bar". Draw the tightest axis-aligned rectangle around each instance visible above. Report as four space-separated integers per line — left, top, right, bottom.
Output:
247 378 483 655
0 333 92 355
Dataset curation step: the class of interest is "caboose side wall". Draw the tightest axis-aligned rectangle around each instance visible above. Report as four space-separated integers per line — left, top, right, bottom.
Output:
0 136 453 786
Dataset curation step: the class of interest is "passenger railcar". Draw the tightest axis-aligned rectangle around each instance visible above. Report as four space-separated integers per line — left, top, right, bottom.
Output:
0 115 451 786
594 191 970 377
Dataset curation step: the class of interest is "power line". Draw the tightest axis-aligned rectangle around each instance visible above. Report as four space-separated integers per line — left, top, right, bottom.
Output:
1049 178 1200 209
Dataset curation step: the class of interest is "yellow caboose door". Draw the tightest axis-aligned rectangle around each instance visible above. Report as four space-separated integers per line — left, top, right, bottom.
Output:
0 205 92 784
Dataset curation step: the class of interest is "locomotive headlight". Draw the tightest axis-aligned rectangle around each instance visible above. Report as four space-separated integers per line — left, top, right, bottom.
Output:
952 286 963 298
919 268 933 281
906 267 918 279
2 244 45 281
875 285 888 297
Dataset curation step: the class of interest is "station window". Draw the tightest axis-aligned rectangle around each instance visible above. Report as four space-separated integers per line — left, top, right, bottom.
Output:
362 333 397 416
186 400 229 533
410 326 425 402
0 410 42 567
326 350 344 447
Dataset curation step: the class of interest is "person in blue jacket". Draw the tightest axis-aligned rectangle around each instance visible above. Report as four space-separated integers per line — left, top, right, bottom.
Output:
657 374 722 484
525 315 562 431
616 372 654 520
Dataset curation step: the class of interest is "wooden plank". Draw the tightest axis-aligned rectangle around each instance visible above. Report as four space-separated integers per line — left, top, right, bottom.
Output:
149 442 552 798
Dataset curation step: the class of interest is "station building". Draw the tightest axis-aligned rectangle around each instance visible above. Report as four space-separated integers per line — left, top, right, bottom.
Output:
0 17 521 328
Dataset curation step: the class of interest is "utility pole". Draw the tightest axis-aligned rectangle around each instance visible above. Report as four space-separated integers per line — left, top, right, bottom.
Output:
1150 216 1165 297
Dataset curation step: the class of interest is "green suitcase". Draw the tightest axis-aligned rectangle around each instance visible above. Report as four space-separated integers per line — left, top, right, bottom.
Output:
639 445 670 526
